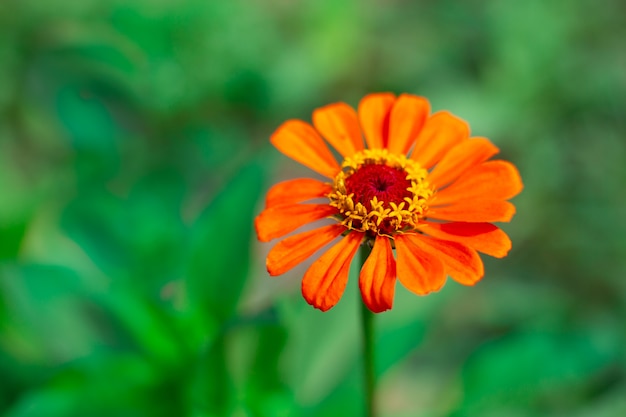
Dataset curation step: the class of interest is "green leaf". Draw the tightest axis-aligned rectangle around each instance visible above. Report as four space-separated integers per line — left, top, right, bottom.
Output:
61 188 131 276
0 263 97 364
456 330 621 415
0 219 27 261
55 84 122 152
244 315 293 417
3 352 178 417
186 159 266 322
62 170 186 294
188 334 234 417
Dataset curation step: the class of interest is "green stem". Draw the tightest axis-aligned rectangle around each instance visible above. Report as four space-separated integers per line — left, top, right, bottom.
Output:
359 243 376 417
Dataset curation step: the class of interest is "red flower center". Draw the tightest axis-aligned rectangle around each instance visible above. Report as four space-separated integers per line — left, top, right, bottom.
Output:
344 164 412 210
328 149 432 236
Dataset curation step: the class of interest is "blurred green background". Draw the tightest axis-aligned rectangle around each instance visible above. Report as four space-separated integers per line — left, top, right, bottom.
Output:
1 0 625 416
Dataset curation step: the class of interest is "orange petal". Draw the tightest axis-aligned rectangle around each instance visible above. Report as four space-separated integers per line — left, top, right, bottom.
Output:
255 204 337 242
270 120 340 178
302 232 363 311
428 199 516 223
428 137 499 188
387 94 430 155
406 234 484 286
410 111 469 169
358 93 395 149
359 236 396 313
265 178 332 208
313 103 364 157
267 224 346 276
433 160 523 205
421 222 512 258
394 234 446 295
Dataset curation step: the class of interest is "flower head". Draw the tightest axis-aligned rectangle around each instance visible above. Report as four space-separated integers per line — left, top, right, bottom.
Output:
255 93 522 312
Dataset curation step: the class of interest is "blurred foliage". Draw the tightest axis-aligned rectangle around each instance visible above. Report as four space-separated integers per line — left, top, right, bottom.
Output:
0 0 625 416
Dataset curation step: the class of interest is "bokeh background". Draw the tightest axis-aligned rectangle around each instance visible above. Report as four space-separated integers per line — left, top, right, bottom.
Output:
1 0 625 416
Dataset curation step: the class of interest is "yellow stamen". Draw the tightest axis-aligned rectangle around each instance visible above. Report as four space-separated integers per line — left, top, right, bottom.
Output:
328 149 434 236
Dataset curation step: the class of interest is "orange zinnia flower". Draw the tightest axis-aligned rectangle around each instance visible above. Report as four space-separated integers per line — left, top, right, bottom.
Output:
255 93 522 312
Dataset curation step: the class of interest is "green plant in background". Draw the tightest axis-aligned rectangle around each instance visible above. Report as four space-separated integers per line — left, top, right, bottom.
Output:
0 0 625 416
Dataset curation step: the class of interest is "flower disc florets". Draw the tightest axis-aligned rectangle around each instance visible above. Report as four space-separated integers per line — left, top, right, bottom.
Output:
328 149 434 236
